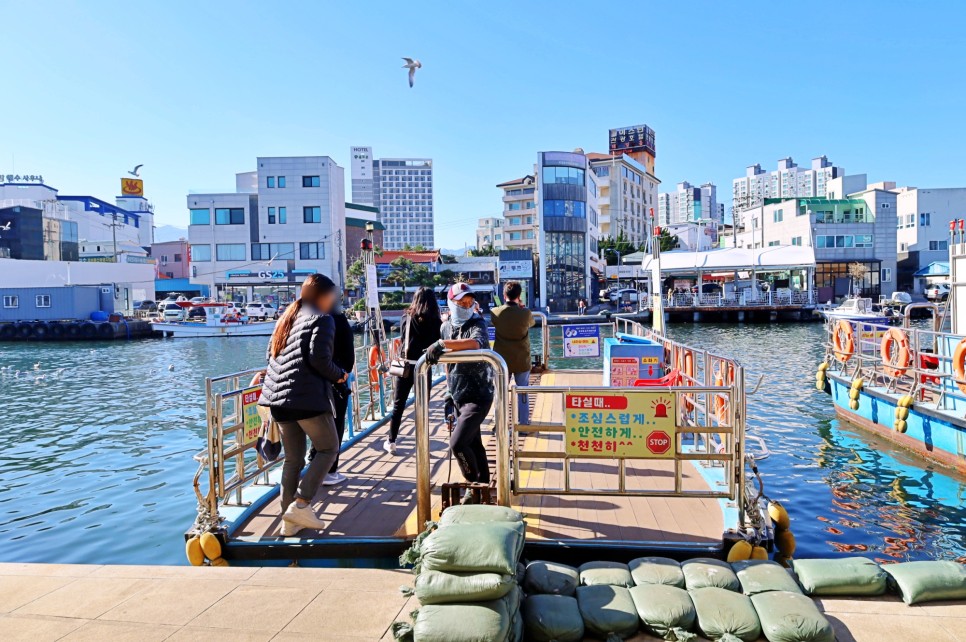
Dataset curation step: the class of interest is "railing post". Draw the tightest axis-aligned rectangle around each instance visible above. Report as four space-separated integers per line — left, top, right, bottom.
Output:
532 311 549 366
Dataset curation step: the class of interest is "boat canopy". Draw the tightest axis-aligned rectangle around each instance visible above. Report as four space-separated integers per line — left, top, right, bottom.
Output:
640 246 816 275
913 261 949 277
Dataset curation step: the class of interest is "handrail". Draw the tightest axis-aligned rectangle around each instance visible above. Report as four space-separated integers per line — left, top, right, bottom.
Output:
414 350 510 525
531 311 549 364
903 302 941 331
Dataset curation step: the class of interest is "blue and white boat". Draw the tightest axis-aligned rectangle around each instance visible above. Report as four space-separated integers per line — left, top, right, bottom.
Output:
817 233 966 475
820 296 895 325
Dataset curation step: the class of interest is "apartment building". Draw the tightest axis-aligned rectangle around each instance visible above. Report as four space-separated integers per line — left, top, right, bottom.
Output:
732 156 845 211
475 217 506 250
496 175 538 251
657 181 722 228
587 152 658 248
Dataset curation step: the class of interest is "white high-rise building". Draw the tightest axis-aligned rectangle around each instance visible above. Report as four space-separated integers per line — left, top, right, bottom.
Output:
476 217 506 250
657 181 722 227
350 146 434 249
732 156 845 211
587 153 658 248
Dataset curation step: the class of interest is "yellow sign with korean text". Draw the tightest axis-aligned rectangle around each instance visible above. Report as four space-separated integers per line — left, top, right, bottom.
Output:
121 178 143 196
241 386 263 445
564 391 676 458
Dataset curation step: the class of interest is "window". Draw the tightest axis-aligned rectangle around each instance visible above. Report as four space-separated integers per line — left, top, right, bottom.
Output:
882 268 892 283
881 203 891 208
216 244 246 261
929 240 949 251
542 166 585 186
299 242 325 259
508 217 521 226
543 200 586 218
35 294 51 308
2 295 18 308
855 235 873 248
302 175 321 187
268 207 276 224
508 232 522 241
768 241 780 246
215 208 245 225
507 202 522 211
191 244 211 261
277 206 286 224
189 208 211 225
267 176 275 188
303 206 321 223
174 253 182 262
525 230 535 239
277 176 286 188
920 212 931 226
773 209 783 222
792 236 802 246
252 243 295 261
900 242 908 252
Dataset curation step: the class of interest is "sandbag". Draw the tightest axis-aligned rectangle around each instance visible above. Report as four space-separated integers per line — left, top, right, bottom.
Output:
521 594 584 642
410 588 520 642
524 561 580 596
629 557 685 588
412 570 516 605
751 591 834 642
578 561 634 588
689 586 761 642
576 585 639 640
419 521 525 575
682 558 740 592
438 505 525 527
629 584 696 641
792 557 887 596
731 560 802 596
883 560 966 605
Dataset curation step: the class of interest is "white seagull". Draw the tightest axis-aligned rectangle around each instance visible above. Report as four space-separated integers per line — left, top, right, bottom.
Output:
402 58 421 88
128 164 143 177
0 222 11 231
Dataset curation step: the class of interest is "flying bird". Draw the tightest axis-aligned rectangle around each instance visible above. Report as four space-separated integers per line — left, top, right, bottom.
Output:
128 164 143 177
402 57 421 88
0 222 11 231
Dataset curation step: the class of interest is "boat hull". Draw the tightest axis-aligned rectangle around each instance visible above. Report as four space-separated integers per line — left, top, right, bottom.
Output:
827 371 966 475
151 321 276 338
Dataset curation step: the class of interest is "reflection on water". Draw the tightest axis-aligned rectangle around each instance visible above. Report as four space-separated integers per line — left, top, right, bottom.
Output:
0 323 964 564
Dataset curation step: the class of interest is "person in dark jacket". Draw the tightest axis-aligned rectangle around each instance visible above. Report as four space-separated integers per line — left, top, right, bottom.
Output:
426 283 493 494
385 286 442 454
258 274 348 537
490 281 534 425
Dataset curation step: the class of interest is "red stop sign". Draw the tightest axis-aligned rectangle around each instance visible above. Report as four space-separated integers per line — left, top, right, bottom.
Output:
647 431 672 455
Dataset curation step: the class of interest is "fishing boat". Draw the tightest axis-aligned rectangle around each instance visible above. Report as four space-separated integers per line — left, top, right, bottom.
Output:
820 296 896 325
817 224 966 475
152 302 276 338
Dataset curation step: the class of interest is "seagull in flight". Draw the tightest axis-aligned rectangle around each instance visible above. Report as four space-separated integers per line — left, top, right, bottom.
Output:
128 164 143 177
0 222 10 231
402 57 421 88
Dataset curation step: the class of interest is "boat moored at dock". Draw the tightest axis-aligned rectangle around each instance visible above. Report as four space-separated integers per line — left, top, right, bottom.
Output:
151 302 276 338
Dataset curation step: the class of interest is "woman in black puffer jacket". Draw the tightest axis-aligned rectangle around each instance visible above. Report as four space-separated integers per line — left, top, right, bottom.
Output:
258 274 347 536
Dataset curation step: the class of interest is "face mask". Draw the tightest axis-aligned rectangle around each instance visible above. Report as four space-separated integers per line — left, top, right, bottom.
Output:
448 300 474 326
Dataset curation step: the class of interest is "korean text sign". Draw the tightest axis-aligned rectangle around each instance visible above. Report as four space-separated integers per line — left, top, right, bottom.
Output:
562 324 601 358
564 391 676 458
241 386 263 445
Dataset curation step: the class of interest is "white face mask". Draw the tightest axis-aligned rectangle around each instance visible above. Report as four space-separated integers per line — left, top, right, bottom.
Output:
448 299 474 326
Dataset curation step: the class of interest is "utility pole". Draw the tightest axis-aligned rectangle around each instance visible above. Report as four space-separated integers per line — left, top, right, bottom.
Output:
108 213 123 262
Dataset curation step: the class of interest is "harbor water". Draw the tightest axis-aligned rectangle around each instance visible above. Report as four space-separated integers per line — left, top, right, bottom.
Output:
0 324 963 565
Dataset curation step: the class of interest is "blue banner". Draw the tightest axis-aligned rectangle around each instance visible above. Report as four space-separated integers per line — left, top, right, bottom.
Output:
563 324 601 358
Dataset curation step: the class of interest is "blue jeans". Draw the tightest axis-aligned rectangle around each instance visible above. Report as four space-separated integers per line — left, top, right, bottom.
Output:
513 371 530 425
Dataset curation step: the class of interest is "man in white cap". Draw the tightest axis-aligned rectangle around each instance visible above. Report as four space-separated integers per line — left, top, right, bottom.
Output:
426 283 493 495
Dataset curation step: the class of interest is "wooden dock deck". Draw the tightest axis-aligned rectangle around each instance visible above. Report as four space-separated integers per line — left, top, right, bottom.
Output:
235 371 723 550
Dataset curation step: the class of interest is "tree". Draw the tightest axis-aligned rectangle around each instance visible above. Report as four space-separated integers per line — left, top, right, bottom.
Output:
346 256 367 289
384 257 435 296
469 244 499 257
848 262 867 295
598 231 636 265
401 243 428 252
656 228 680 253
434 269 457 288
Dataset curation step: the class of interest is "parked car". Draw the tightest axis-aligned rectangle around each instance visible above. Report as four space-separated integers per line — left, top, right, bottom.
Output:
162 294 188 302
133 300 158 312
609 288 640 304
925 283 950 302
245 302 277 320
162 302 186 321
186 306 207 320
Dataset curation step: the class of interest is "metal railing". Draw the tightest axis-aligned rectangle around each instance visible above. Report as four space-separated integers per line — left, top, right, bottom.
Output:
531 311 550 364
414 350 510 525
656 290 817 309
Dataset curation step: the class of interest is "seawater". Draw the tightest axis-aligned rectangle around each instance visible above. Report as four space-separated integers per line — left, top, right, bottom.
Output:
0 324 963 565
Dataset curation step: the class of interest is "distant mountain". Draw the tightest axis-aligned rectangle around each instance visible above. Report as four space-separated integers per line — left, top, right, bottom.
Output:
441 247 470 257
155 225 188 243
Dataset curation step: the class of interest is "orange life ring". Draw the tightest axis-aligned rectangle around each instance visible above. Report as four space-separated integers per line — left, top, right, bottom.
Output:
680 349 696 413
713 363 734 424
880 328 912 377
368 345 383 390
390 337 402 362
832 320 855 363
952 338 966 394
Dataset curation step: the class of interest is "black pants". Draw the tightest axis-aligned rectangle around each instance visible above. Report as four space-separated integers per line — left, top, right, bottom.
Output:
388 372 433 442
451 397 493 484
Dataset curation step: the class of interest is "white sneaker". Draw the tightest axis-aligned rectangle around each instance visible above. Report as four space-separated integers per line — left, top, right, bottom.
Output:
280 521 302 537
384 439 397 455
282 502 327 531
323 472 347 486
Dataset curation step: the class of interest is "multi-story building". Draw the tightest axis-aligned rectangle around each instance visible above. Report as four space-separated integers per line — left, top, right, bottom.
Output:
587 153 658 248
657 181 722 228
350 146 434 249
733 184 897 298
187 156 347 303
151 240 190 279
475 217 506 250
496 175 538 251
345 202 385 264
895 186 966 292
732 156 846 211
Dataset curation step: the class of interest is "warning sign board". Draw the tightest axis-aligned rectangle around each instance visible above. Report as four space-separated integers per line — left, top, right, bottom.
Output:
564 391 676 458
241 386 263 445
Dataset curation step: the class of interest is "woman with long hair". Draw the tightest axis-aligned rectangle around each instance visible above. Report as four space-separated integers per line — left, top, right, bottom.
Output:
258 274 347 536
385 286 442 454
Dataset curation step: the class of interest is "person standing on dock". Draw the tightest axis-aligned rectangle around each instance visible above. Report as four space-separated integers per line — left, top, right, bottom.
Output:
426 283 493 495
257 274 348 537
385 287 442 455
490 281 534 425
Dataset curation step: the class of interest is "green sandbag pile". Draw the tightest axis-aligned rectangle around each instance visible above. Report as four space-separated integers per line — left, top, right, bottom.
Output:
523 561 580 596
792 557 887 596
731 560 802 596
577 585 640 640
394 506 527 642
689 586 761 642
629 584 696 641
579 561 634 588
629 556 686 588
751 591 834 642
521 594 584 642
683 558 740 592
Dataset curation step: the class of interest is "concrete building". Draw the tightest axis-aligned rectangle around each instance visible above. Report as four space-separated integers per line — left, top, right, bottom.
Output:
151 240 190 279
895 187 966 292
345 202 385 264
665 221 718 252
187 156 347 304
732 156 846 211
350 146 434 249
587 153 658 248
475 217 506 250
496 175 538 251
657 181 722 234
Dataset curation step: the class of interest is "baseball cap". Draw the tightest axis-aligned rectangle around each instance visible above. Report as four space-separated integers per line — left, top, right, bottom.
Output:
447 282 475 301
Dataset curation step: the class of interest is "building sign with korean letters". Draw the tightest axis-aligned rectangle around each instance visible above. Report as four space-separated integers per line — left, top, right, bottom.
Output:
2 174 44 183
498 260 533 279
564 392 676 458
608 125 656 157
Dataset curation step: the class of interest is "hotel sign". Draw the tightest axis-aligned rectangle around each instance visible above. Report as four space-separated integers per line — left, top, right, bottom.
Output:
609 125 656 157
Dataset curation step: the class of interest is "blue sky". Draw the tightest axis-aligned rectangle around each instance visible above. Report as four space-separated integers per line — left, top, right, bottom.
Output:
3 1 965 249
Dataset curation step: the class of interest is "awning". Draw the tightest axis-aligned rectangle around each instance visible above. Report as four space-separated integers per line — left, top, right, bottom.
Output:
914 261 949 277
640 246 815 275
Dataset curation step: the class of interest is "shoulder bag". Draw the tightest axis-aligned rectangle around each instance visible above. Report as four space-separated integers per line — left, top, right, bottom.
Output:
388 315 414 378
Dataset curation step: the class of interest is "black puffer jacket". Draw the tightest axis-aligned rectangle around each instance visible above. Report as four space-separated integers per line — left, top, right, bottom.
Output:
258 309 345 414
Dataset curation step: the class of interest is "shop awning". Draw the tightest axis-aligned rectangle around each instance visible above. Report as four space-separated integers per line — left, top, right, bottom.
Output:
640 246 815 275
914 261 949 277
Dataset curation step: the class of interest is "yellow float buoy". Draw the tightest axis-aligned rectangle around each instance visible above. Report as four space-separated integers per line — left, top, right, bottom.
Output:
895 407 909 421
751 546 769 560
895 419 908 433
897 395 914 408
767 501 791 531
816 380 826 391
849 389 861 401
818 362 829 371
210 557 229 567
185 536 205 566
200 532 222 560
727 540 753 562
849 400 860 411
851 378 864 389
775 530 796 557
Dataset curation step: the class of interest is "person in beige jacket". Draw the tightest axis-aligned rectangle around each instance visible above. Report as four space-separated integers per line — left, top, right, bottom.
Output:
490 281 535 425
